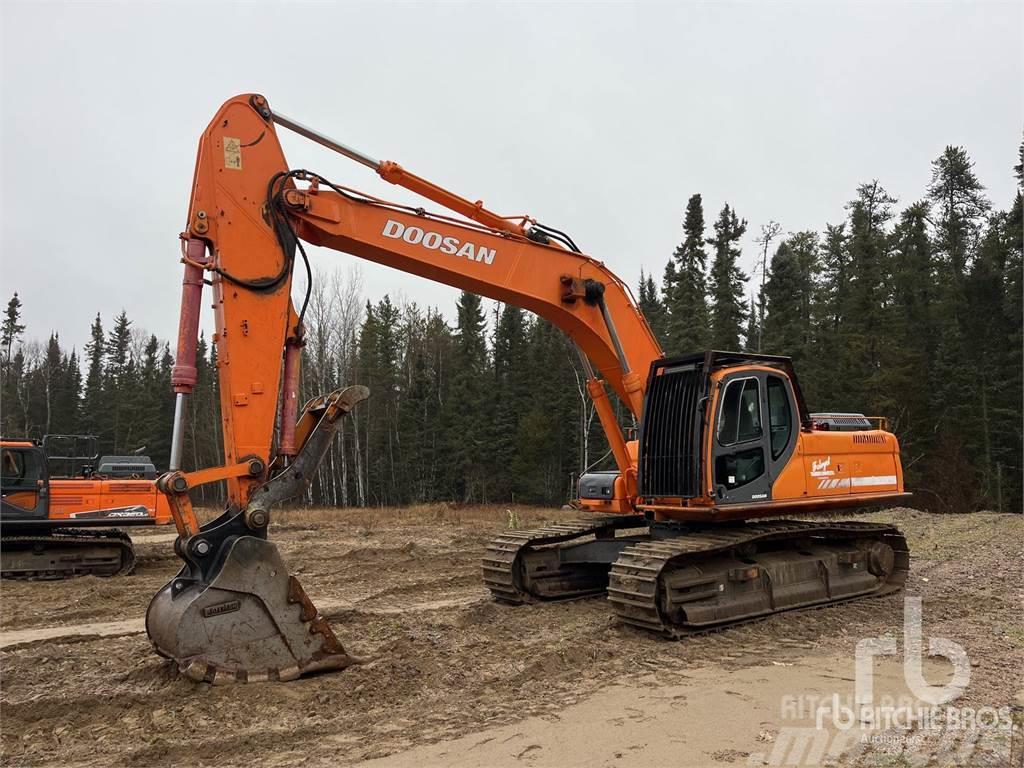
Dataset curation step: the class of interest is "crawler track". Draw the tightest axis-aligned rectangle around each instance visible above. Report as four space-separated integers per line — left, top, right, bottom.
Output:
607 520 909 636
484 517 909 636
0 528 135 579
481 515 644 603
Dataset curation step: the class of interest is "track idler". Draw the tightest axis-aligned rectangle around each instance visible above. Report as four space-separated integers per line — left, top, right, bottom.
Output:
145 385 369 684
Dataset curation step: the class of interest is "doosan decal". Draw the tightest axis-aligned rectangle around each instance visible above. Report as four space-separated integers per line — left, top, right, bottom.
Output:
382 220 497 265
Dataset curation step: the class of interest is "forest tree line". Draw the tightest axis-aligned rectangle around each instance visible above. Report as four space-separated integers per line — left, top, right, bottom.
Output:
1 143 1020 511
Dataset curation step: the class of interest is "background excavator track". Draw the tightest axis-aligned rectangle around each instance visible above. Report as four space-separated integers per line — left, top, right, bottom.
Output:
0 528 135 580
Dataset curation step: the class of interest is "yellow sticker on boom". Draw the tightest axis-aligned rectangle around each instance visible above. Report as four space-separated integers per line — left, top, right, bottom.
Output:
224 137 242 170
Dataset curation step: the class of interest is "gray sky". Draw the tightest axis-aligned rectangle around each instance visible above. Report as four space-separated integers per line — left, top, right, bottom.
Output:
2 1 1021 353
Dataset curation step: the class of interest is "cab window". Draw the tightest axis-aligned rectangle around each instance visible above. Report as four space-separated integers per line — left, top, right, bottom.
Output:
717 378 762 446
2 449 26 482
767 376 793 460
1 448 39 488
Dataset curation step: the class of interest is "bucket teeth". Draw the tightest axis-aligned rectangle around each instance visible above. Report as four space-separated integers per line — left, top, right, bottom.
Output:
146 536 356 685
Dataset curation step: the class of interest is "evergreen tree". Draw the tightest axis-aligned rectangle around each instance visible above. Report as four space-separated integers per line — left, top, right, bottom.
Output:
838 181 897 409
762 231 820 366
636 270 667 347
964 213 1018 507
928 146 992 295
924 148 991 506
878 201 935 463
1 292 25 367
491 303 529 500
60 349 83 435
134 334 170 468
743 296 758 352
663 194 710 354
356 297 402 505
104 311 134 453
763 243 802 359
707 203 748 350
42 333 64 435
79 313 106 441
446 291 491 502
513 318 581 504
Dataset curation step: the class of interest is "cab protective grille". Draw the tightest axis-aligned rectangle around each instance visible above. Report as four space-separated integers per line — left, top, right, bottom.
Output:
638 363 703 497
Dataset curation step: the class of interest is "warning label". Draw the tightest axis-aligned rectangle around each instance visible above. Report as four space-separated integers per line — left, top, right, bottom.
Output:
224 137 242 170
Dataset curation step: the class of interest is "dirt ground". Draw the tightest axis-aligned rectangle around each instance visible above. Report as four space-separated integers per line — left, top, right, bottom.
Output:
1 505 1021 767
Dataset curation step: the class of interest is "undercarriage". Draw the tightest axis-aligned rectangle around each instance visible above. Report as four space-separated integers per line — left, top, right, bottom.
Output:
0 528 135 579
483 515 909 635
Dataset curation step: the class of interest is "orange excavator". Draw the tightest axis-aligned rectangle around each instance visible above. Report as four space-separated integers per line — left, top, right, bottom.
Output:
1 434 173 578
145 94 911 684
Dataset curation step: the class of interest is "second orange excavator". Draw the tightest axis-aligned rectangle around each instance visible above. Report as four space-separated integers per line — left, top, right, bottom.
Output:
145 94 910 684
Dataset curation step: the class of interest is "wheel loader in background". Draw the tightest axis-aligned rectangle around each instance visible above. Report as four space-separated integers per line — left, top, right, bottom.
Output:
1 434 173 578
145 94 910 684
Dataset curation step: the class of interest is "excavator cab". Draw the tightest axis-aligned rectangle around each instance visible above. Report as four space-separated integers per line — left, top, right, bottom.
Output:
578 351 907 520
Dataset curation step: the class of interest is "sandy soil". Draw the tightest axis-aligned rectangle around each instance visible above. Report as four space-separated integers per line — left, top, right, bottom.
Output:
1 505 1021 767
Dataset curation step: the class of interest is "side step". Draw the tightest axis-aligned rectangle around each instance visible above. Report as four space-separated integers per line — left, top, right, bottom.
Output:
482 515 646 604
608 520 909 636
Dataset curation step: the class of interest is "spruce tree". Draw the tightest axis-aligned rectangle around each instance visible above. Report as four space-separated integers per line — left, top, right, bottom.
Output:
839 181 896 410
762 241 804 358
636 270 667 347
1 292 25 367
60 349 83 435
447 291 491 502
104 311 133 452
79 313 106 443
491 303 529 500
743 297 758 352
762 231 820 365
663 194 710 354
928 146 991 292
707 203 748 350
925 148 991 503
356 297 402 505
43 333 64 435
879 201 935 461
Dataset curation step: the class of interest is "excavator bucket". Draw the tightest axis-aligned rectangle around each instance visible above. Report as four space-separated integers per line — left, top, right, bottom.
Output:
146 537 353 683
146 385 368 684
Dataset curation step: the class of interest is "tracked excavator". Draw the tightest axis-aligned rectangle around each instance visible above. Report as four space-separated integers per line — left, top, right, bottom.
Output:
145 94 911 684
1 435 172 578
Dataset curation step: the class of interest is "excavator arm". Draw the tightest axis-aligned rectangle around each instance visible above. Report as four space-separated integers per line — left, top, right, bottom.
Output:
146 93 660 684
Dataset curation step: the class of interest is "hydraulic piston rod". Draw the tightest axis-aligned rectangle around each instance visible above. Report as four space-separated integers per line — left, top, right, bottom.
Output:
272 110 381 170
169 238 210 471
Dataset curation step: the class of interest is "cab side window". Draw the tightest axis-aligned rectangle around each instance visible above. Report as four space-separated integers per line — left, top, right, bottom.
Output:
717 378 762 446
2 449 25 482
715 377 766 492
767 376 793 460
1 449 39 488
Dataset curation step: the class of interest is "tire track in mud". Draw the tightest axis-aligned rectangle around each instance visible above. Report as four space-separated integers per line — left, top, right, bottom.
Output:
0 592 487 650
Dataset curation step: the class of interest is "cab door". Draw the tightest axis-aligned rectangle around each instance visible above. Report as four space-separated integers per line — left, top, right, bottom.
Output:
0 445 49 520
710 370 799 505
711 374 771 504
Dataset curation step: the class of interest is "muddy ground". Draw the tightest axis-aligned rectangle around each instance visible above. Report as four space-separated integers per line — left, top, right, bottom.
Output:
1 506 1021 767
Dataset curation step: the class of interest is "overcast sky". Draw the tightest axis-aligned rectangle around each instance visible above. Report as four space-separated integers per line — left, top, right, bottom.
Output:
1 1 1020 353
